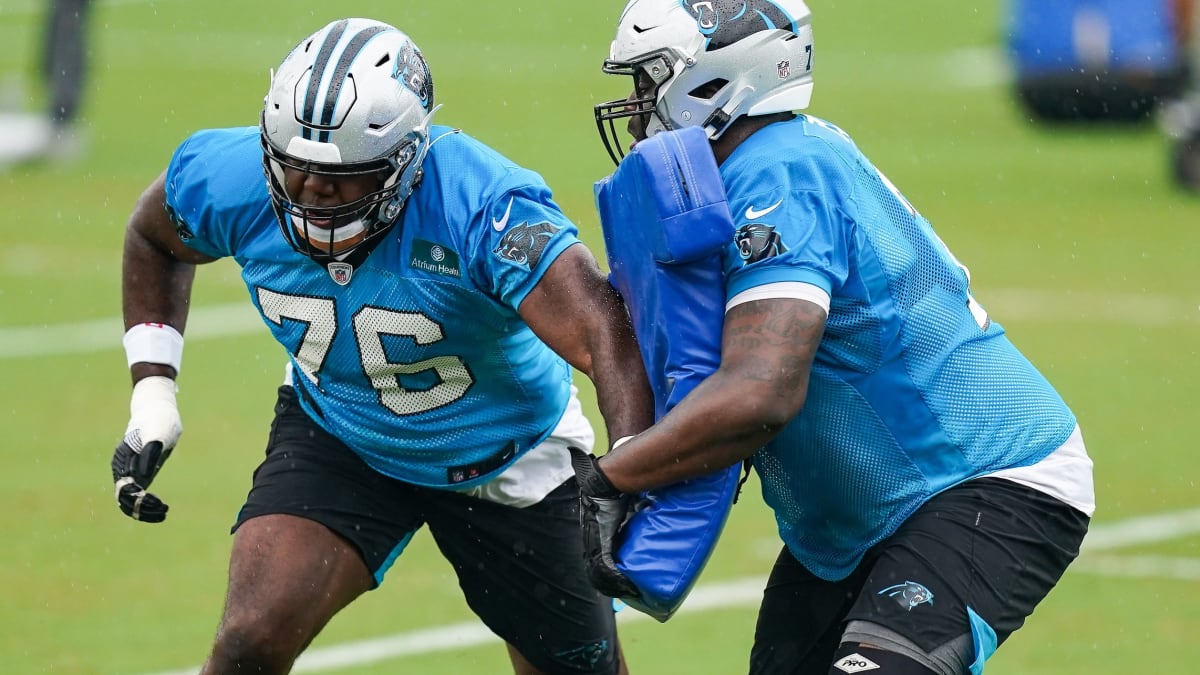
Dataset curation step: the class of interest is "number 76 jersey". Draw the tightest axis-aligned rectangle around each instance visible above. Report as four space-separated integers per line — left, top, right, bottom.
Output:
164 125 581 489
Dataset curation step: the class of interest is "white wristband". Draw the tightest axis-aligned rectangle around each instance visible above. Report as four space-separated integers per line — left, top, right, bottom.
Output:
611 435 636 450
123 323 185 374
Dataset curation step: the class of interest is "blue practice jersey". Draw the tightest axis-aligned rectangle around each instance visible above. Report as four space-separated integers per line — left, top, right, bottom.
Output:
164 125 579 488
719 115 1078 580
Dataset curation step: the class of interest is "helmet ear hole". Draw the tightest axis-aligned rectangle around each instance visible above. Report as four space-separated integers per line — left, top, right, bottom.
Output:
688 78 729 101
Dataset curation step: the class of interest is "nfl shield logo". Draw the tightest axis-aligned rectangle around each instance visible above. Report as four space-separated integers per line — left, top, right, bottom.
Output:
777 59 791 78
327 262 353 285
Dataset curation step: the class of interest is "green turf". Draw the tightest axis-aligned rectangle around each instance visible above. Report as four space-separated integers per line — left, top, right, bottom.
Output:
3 1 1199 673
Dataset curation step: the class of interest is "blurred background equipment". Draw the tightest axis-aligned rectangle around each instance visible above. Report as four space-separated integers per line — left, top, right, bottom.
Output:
1163 0 1200 191
1006 0 1191 123
0 0 91 168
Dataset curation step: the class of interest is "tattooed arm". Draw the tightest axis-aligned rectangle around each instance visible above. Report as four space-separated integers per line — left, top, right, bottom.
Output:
596 297 826 494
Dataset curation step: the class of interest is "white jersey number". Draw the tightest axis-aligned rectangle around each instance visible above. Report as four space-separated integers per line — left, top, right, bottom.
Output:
256 288 474 416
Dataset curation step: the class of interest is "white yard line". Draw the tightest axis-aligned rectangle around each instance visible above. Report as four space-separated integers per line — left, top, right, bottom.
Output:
134 507 1200 675
1074 554 1200 582
4 288 1196 360
0 303 263 359
1080 507 1200 552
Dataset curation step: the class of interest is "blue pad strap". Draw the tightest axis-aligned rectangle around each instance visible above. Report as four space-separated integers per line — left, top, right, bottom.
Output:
593 126 740 621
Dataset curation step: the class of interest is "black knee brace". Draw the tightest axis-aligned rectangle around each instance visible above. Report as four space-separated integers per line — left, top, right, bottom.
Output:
829 644 939 675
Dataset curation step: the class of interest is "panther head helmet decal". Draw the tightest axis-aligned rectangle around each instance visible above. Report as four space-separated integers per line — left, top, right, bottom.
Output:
683 0 799 50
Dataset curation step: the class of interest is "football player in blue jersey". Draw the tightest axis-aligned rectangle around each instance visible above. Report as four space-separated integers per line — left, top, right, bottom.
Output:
575 1 1095 674
109 17 653 675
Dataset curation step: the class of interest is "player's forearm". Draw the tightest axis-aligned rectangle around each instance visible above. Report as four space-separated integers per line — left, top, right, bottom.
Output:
590 303 656 446
592 358 655 450
597 370 787 493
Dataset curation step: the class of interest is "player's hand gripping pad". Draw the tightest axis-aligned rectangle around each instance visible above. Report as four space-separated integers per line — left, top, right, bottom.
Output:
593 126 742 622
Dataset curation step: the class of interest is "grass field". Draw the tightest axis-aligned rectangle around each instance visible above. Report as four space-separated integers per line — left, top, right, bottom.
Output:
3 1 1199 673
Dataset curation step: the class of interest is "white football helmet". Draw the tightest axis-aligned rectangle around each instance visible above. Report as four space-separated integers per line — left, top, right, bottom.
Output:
595 0 815 164
261 18 439 262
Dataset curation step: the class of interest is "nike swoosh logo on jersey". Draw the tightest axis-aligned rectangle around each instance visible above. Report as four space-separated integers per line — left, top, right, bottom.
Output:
744 199 784 220
492 197 514 231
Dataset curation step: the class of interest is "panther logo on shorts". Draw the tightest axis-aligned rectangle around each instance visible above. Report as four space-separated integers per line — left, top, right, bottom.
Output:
556 639 609 669
879 580 934 610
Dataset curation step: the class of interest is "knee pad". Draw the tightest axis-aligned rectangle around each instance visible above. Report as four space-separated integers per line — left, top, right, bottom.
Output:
830 644 938 675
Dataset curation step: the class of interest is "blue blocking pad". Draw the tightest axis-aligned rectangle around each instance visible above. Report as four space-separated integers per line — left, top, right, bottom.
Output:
593 126 742 622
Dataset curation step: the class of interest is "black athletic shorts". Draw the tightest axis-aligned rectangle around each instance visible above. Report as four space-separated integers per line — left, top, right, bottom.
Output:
234 386 621 675
750 477 1091 675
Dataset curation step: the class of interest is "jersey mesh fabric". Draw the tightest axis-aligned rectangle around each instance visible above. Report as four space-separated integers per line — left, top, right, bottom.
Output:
720 116 1077 580
165 126 576 488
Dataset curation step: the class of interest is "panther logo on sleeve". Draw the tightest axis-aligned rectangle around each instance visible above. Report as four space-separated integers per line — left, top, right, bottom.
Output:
684 0 798 50
736 223 788 262
492 221 561 268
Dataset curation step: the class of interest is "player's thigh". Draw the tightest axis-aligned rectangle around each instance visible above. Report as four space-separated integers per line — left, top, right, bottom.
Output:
425 477 622 675
845 478 1090 673
224 514 373 636
750 546 863 675
229 386 427 622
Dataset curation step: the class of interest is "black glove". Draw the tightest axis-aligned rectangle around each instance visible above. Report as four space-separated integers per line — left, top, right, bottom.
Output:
112 436 172 523
111 376 181 523
569 446 641 599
